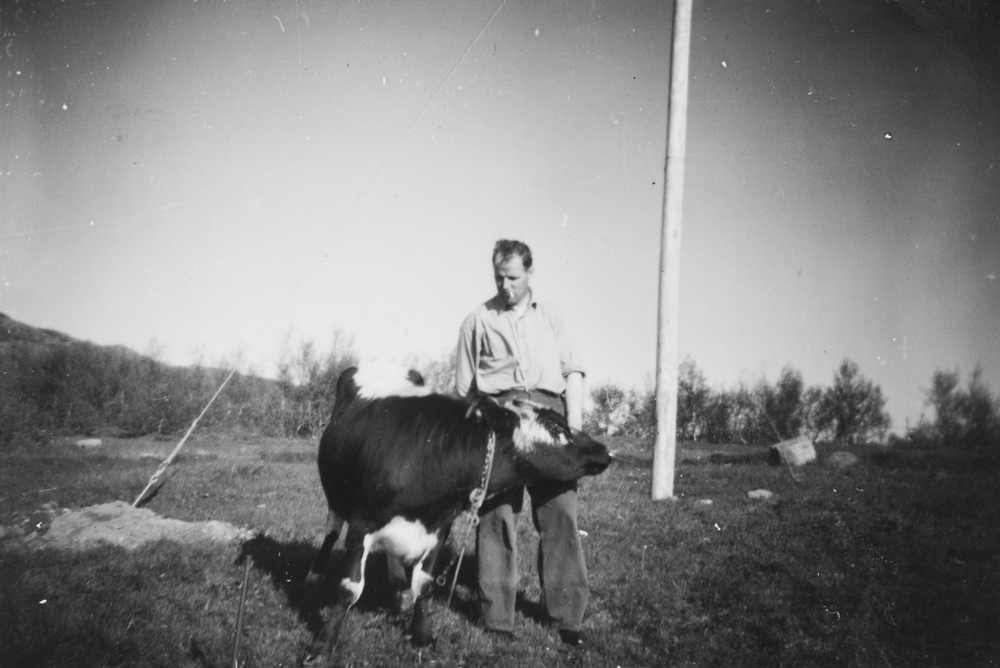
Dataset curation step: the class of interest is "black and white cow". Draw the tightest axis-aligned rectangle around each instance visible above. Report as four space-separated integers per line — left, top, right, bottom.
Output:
305 363 612 662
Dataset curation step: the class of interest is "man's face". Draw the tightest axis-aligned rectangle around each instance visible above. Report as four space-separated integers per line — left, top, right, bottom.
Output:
494 254 532 309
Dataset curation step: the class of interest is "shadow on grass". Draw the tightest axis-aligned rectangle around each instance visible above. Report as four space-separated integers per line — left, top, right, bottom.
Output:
237 534 496 635
238 534 328 635
238 533 558 640
706 450 777 466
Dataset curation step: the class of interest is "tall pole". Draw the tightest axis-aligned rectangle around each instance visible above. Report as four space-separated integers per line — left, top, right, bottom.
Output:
652 0 693 500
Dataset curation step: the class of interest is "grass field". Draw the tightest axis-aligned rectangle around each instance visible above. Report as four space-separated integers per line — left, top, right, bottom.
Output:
1 434 998 667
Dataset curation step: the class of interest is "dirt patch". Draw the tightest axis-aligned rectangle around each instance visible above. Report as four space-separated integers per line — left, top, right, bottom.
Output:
3 500 252 551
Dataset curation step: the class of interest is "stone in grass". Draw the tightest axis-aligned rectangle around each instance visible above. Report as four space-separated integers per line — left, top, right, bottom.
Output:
747 489 775 501
24 500 252 551
825 451 860 469
770 435 816 467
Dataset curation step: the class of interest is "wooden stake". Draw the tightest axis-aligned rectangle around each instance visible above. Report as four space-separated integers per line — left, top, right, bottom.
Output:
133 368 236 507
232 556 252 668
652 0 694 501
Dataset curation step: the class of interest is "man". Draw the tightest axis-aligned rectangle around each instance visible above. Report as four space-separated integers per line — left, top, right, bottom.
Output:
455 238 589 646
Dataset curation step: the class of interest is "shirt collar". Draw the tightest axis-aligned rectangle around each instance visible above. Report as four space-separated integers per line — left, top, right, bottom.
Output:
487 292 537 314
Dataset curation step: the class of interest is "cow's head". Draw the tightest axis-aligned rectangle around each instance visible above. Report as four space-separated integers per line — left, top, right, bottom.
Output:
469 398 612 482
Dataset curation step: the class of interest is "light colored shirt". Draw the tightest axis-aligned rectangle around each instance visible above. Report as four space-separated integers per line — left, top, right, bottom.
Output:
455 293 584 398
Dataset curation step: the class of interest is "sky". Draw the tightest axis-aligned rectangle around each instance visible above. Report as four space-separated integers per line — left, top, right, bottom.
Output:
2 0 998 433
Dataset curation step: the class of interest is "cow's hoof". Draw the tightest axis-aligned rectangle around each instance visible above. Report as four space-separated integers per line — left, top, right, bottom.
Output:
301 651 324 667
558 629 585 647
302 649 347 668
394 590 415 613
410 629 436 648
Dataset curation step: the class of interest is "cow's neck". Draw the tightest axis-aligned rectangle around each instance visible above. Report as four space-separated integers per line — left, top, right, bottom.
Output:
482 451 521 497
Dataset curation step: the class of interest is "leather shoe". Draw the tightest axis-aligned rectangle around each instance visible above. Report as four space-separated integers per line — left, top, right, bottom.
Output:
558 629 585 647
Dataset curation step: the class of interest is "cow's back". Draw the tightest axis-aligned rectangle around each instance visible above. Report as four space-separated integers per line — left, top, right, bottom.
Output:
318 393 484 530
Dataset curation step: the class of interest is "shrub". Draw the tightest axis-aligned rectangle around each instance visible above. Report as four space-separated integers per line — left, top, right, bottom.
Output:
0 329 359 444
754 366 806 441
418 349 458 395
799 385 829 442
908 366 1000 448
585 384 655 441
274 333 358 437
677 358 711 440
814 359 890 445
584 360 892 448
585 383 631 436
723 383 772 445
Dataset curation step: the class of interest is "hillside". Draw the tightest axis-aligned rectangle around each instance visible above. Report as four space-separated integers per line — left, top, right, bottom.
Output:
0 312 223 372
0 312 77 346
0 313 308 446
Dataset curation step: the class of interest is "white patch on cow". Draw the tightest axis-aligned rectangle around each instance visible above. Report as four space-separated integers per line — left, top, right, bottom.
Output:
366 516 439 563
340 533 377 607
340 576 365 605
512 413 557 453
409 551 435 601
354 358 431 399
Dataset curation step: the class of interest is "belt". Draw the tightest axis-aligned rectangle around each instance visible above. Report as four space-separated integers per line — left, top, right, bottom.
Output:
490 388 564 413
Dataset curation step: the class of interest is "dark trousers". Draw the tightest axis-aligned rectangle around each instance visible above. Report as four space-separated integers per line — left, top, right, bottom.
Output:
476 390 589 632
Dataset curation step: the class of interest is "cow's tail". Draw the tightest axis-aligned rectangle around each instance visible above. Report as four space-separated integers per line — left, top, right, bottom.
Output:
334 366 362 408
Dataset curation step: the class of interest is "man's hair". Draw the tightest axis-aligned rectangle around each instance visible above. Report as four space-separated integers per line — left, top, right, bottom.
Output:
492 239 533 269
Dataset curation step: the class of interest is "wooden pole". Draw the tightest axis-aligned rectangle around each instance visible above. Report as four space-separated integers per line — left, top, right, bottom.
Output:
652 0 693 501
133 368 236 507
231 555 253 668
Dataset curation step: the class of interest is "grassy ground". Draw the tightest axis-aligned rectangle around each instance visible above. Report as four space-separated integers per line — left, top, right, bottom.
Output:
1 434 998 667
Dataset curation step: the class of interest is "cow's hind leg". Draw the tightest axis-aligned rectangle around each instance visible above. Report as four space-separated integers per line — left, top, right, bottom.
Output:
307 510 348 586
409 546 443 646
304 526 373 665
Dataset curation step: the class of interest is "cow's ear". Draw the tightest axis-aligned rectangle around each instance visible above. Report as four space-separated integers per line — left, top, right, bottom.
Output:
406 369 426 387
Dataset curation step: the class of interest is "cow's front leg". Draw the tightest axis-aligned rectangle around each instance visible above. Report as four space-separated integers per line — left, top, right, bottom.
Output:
304 527 372 666
408 545 443 646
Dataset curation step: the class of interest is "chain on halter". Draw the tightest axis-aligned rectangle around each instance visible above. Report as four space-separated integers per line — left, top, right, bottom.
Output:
437 430 496 606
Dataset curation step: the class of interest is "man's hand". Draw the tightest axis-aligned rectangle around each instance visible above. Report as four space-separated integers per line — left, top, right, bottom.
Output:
565 372 584 431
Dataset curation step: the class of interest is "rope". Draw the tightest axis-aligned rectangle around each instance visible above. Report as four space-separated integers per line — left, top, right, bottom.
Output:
132 368 236 507
442 430 496 608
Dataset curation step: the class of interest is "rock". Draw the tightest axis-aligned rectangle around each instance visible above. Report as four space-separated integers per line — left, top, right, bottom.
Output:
75 438 103 448
826 451 860 469
24 501 252 551
747 489 775 500
770 435 817 467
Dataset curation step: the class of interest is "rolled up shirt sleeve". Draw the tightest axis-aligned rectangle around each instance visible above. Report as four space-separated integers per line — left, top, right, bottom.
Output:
545 305 585 380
